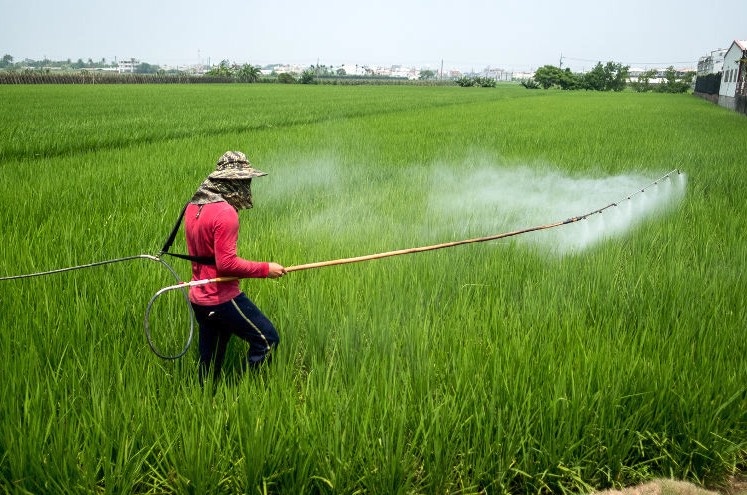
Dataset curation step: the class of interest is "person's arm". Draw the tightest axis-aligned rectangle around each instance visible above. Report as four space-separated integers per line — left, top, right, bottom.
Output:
213 207 271 278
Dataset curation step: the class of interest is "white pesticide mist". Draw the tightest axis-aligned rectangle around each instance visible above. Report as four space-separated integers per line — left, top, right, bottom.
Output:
259 153 687 257
260 154 345 201
256 154 374 241
428 164 688 256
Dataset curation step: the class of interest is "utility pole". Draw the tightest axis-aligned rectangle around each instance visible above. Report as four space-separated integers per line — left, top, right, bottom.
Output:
559 53 563 69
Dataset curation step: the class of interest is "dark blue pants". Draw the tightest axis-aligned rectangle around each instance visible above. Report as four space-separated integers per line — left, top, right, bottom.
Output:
191 292 279 383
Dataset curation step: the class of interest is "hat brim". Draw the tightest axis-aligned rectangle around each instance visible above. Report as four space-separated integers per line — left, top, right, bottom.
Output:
208 168 268 180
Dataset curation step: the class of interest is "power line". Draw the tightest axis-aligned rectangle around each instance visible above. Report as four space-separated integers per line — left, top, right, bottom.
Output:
562 55 698 66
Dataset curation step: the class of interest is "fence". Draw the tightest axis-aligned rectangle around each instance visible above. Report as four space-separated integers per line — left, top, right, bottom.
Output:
0 72 235 84
694 73 721 94
0 71 460 86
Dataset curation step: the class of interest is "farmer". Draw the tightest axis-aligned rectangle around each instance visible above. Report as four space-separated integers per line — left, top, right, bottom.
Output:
186 150 286 384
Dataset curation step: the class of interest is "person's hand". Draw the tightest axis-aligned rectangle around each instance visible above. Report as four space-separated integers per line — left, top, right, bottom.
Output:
267 262 287 279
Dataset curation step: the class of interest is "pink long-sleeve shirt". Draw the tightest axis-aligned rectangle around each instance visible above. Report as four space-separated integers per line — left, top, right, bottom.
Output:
185 202 269 305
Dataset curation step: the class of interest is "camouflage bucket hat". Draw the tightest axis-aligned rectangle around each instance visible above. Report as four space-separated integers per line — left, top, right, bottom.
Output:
208 151 267 180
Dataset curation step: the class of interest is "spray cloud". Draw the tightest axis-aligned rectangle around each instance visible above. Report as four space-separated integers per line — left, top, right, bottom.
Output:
429 163 687 255
261 153 687 258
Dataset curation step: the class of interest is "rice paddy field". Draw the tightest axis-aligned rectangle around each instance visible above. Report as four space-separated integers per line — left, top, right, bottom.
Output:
0 83 745 494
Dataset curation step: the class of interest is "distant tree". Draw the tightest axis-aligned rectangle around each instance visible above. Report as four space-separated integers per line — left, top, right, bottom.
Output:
237 63 261 82
309 64 332 76
0 54 13 68
606 62 629 91
300 69 316 84
455 75 475 87
135 62 160 74
582 61 629 91
336 68 346 76
455 75 496 88
630 68 658 92
558 68 582 89
655 66 693 93
277 72 296 84
419 69 436 80
206 60 234 77
533 65 566 89
529 62 631 91
582 63 607 90
521 78 541 89
473 76 497 88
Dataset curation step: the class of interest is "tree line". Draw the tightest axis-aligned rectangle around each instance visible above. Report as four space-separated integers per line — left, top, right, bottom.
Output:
206 61 448 84
0 54 167 74
522 61 694 93
1 53 695 91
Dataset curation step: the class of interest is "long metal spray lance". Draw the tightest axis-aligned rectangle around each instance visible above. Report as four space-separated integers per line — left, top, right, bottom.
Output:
151 168 681 296
1 168 680 359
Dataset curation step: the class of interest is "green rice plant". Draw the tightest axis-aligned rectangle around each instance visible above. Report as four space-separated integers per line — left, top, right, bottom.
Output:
0 84 745 494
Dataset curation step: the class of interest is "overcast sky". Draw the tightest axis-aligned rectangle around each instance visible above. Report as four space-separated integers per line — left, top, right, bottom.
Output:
1 0 743 72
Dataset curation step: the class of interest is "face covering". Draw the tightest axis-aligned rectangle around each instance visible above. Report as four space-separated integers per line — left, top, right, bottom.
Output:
189 177 254 210
190 151 266 210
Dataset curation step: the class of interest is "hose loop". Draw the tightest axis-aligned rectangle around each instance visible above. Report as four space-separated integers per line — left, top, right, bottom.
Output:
0 254 194 360
143 256 194 360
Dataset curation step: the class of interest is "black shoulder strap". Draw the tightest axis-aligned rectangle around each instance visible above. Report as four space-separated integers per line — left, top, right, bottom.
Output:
159 203 188 257
158 203 216 265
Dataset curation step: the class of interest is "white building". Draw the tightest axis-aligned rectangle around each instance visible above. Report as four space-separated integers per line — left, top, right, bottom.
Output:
511 71 535 81
719 40 746 99
264 64 306 75
697 48 728 75
390 65 419 79
339 64 367 76
117 58 138 73
482 67 511 81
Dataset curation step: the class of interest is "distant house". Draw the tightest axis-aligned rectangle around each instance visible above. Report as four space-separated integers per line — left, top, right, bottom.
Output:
117 58 139 73
697 48 727 76
718 40 747 111
339 64 367 76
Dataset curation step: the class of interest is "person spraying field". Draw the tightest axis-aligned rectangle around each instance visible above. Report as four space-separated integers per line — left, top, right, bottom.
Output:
1 164 684 368
184 151 286 384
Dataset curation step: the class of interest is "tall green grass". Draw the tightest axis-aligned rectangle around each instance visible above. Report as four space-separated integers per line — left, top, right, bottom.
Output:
0 84 745 494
